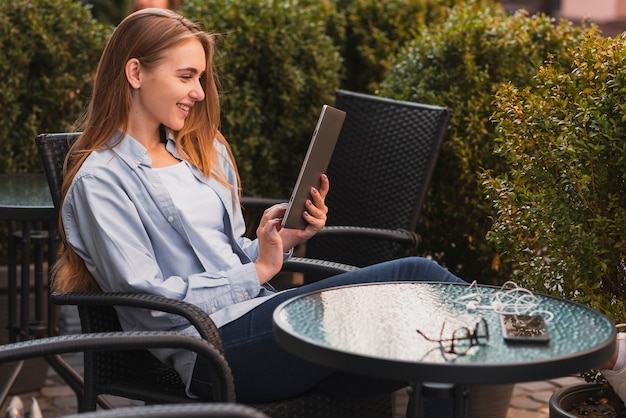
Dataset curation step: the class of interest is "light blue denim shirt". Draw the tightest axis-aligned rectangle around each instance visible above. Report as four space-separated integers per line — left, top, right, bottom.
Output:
62 130 288 392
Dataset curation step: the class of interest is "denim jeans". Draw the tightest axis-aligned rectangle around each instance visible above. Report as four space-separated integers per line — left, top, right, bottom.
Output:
191 257 464 415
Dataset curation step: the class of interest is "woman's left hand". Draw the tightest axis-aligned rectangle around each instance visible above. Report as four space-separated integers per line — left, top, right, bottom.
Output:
279 173 329 251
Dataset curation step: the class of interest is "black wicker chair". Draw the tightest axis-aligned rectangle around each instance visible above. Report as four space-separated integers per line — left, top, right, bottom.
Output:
36 133 392 418
303 90 451 275
241 91 451 282
0 332 234 410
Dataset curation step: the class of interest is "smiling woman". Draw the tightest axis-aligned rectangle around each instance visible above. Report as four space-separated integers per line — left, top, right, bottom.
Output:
51 8 466 416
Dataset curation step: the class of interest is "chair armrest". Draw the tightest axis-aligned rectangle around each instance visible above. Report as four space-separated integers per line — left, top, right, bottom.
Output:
0 332 235 403
61 403 270 418
241 196 285 209
50 292 224 354
313 226 421 255
281 256 358 277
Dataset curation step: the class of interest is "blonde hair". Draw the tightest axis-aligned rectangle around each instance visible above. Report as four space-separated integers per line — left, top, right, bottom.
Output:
54 8 238 292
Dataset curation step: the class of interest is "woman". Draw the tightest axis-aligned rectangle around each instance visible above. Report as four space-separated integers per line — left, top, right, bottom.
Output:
54 7 464 413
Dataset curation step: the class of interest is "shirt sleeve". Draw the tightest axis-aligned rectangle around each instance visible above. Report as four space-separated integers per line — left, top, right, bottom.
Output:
63 171 262 327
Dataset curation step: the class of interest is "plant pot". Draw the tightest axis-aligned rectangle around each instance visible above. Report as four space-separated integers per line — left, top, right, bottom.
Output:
470 384 515 418
549 383 625 418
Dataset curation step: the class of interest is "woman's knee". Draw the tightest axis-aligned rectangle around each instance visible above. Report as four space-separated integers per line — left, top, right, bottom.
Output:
378 257 464 283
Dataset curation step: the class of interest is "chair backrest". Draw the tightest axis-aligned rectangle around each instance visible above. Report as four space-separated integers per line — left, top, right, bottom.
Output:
36 132 194 410
305 90 450 266
36 132 81 211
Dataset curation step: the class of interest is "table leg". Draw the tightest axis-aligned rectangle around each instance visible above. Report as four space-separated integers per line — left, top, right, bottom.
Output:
33 221 44 323
408 382 472 418
7 220 54 340
47 220 58 337
407 382 424 418
7 221 17 342
19 221 31 340
29 223 49 337
453 384 471 418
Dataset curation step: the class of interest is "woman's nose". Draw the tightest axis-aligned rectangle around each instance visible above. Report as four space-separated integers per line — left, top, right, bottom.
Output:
190 80 205 101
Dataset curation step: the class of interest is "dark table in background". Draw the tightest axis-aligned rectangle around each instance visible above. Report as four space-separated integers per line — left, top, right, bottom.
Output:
0 173 58 404
0 173 56 341
273 281 616 418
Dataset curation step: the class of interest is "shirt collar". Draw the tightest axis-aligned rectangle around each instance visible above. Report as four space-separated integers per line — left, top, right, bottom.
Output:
109 128 182 169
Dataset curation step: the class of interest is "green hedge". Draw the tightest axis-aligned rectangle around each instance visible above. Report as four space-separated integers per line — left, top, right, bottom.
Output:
380 0 590 284
182 0 342 198
335 0 463 93
1 0 464 196
484 30 626 321
180 0 464 197
0 0 109 174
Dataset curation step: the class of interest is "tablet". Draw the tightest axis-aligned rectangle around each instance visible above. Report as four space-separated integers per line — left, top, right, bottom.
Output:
282 105 346 229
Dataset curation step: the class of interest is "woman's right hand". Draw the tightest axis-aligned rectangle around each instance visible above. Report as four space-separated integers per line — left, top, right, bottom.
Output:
254 204 288 284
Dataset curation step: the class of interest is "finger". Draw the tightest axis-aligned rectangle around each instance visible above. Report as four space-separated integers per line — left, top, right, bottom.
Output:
317 174 330 199
259 203 288 228
307 190 328 217
305 199 327 221
305 199 326 219
265 203 288 217
258 224 279 244
303 211 326 232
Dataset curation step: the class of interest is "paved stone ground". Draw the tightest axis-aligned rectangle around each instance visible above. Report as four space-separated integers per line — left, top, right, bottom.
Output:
390 375 586 418
0 369 585 417
1 305 142 417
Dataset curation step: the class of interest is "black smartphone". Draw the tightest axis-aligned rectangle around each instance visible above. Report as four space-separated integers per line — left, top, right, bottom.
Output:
500 314 550 344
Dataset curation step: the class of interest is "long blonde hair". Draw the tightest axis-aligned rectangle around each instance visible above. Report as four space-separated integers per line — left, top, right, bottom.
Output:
53 8 238 292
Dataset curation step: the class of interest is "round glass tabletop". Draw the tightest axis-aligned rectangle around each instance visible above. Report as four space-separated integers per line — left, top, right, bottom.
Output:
273 282 616 384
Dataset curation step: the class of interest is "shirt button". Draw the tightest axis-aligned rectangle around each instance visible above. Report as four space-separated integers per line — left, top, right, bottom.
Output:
211 307 217 313
167 216 174 222
243 291 249 298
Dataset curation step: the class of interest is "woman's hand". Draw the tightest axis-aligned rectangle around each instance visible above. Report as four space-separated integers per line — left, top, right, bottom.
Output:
254 204 288 284
280 174 329 251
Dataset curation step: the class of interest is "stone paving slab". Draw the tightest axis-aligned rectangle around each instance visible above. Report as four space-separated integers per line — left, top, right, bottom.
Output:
2 368 586 417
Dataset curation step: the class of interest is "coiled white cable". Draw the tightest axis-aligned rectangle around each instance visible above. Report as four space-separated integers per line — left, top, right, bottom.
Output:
453 280 554 322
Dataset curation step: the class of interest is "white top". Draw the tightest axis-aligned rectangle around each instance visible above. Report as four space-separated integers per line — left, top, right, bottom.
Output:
155 161 241 270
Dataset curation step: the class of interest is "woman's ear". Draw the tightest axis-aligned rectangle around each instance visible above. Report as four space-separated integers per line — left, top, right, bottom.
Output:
125 58 142 89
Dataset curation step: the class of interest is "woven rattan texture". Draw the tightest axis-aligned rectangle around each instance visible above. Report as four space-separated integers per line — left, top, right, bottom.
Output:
62 403 270 418
306 90 450 267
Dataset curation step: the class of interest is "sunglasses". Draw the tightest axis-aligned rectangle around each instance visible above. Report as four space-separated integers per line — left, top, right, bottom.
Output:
416 318 489 355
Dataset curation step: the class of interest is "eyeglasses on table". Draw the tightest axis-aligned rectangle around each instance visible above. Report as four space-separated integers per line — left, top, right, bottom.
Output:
416 318 489 355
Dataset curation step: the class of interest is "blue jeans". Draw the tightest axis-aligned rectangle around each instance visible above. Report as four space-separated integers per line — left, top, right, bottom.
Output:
191 257 464 415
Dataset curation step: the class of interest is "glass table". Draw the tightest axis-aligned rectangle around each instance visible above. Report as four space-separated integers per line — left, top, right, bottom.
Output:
0 173 55 220
273 281 616 418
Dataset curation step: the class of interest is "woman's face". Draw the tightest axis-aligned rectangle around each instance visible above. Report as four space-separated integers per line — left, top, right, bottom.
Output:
130 39 206 132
